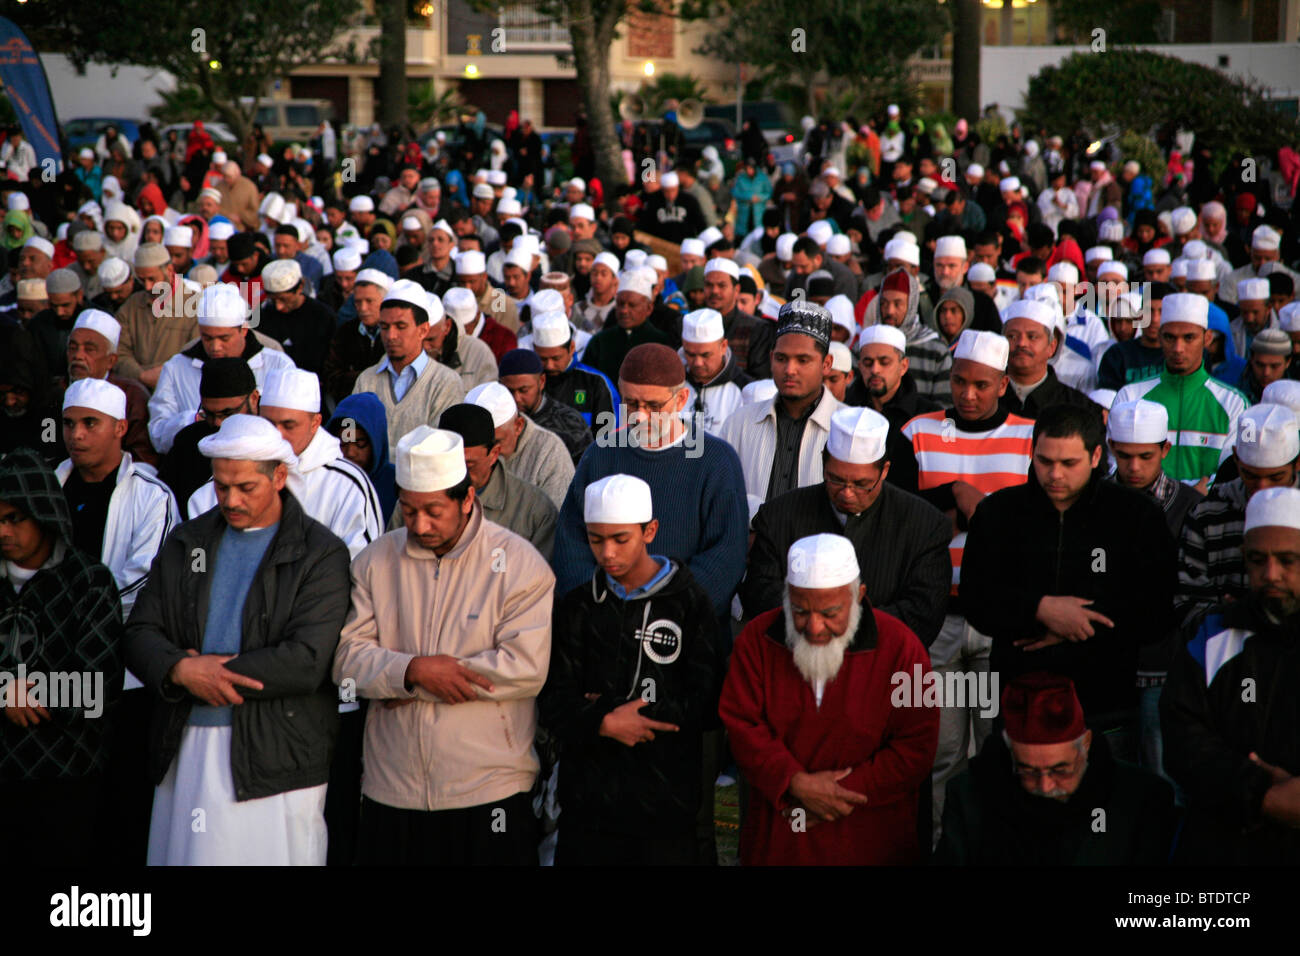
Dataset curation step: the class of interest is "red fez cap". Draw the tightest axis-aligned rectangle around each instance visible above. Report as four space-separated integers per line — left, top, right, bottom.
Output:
881 268 911 297
1001 672 1086 744
619 343 685 388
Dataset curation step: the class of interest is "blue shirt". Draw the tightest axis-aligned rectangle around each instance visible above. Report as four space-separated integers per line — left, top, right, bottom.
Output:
189 523 278 727
606 555 671 600
378 349 429 403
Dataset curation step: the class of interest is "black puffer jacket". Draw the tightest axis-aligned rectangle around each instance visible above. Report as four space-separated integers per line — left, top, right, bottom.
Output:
539 561 719 836
125 489 352 801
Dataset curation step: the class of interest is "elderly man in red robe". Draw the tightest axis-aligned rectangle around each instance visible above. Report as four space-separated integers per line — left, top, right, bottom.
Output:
720 532 939 865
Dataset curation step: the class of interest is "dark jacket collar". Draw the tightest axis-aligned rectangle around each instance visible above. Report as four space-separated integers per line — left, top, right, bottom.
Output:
183 330 265 362
176 487 308 565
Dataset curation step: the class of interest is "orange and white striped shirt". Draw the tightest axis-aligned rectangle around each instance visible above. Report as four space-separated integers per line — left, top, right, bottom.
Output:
901 410 1035 590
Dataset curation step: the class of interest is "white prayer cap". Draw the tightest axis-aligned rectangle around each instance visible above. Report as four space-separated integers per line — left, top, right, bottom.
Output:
212 150 227 165
46 269 81 295
1279 302 1300 332
698 227 724 248
887 104 900 117
1237 278 1270 302
966 163 985 179
1236 403 1300 468
455 250 486 275
199 414 295 465
826 234 851 257
355 268 393 291
681 308 725 344
807 221 834 248
62 377 126 420
1088 160 1106 172
8 192 30 211
496 198 522 216
256 152 274 168
775 233 797 262
71 230 103 251
584 473 653 525
934 235 967 260
703 258 739 281
680 238 706 258
332 246 363 273
569 202 595 222
828 341 852 374
71 309 121 351
1097 261 1128 281
1107 399 1168 444
197 186 222 203
466 382 518 428
349 195 375 213
527 288 564 313
954 329 1009 371
1252 225 1281 251
23 236 54 259
1047 261 1079 284
916 177 938 194
1263 380 1300 417
1084 245 1113 264
97 257 131 288
1022 281 1063 314
262 194 287 223
261 258 303 293
163 225 193 249
401 215 423 232
396 426 466 493
1170 206 1196 235
592 251 621 275
624 249 649 270
857 324 907 354
261 367 321 414
1088 388 1118 410
1170 258 1189 280
786 533 859 590
825 294 855 337
884 236 920 266
384 279 438 320
531 310 572 349
441 287 479 327
617 268 656 299
1001 298 1057 331
742 379 778 405
16 278 45 299
647 254 668 272
504 245 533 273
208 221 236 242
1245 486 1300 534
197 283 249 327
1185 259 1217 282
824 165 843 179
566 176 586 192
487 170 507 186
1182 239 1209 260
431 218 455 239
894 228 919 246
660 171 680 189
967 262 997 283
1142 248 1171 266
999 176 1021 193
1098 220 1124 243
827 406 888 465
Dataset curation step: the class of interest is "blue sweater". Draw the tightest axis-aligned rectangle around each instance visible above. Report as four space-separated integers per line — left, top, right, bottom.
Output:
551 433 749 620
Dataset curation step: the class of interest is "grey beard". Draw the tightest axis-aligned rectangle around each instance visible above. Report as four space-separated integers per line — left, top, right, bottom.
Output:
782 593 860 688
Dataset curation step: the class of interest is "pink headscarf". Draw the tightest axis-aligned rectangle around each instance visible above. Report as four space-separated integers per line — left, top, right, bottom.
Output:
1199 201 1228 245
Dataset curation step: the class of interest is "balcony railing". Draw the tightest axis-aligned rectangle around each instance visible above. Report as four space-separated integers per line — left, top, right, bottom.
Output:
498 3 570 50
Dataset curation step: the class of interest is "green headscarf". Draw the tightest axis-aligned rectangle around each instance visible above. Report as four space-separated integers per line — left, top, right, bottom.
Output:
3 209 33 250
931 122 953 157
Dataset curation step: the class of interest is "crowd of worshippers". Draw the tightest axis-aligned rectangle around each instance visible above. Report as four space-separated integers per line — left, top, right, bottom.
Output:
1 110 1300 868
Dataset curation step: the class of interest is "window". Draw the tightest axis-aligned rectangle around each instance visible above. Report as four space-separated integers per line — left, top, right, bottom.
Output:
286 106 322 127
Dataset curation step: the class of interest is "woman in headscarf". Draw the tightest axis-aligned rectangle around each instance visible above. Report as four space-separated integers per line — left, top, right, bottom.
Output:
740 119 767 166
76 200 104 233
140 215 168 246
179 214 210 260
136 182 179 226
184 121 214 165
1199 200 1230 257
951 118 979 163
3 209 33 250
909 118 932 162
100 175 124 205
102 200 141 261
930 122 953 159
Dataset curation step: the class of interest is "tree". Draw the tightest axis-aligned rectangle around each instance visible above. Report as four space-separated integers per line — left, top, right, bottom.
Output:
949 0 981 121
692 0 949 120
377 0 409 128
11 0 364 145
1047 0 1163 44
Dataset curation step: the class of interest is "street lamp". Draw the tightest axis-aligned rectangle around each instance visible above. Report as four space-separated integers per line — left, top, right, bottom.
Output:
465 63 479 78
643 61 655 78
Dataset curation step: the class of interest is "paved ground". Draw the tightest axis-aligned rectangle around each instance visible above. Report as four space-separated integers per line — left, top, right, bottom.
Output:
715 784 740 866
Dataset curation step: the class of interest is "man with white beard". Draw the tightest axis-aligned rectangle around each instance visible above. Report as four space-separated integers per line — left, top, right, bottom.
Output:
719 533 939 865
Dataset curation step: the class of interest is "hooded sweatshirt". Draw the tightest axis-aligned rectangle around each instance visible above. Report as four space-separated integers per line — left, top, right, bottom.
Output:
327 392 397 522
860 270 953 404
0 449 124 781
102 201 141 262
934 285 976 349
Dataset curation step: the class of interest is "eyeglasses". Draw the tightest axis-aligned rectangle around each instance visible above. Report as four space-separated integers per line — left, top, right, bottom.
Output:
199 398 251 424
1012 761 1079 782
824 473 881 495
622 396 677 414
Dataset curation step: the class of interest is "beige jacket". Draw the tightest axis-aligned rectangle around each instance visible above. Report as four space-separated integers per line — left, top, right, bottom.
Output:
114 288 200 382
332 506 555 811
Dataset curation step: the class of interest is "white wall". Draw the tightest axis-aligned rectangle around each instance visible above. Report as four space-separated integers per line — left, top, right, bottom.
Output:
40 55 177 124
981 43 1300 117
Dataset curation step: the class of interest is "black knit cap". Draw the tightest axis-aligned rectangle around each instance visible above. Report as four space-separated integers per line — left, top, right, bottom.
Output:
200 357 257 398
776 299 832 348
499 348 543 376
227 232 258 261
438 403 496 450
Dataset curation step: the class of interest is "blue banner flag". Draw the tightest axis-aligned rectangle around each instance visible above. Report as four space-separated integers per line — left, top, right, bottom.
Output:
0 18 63 177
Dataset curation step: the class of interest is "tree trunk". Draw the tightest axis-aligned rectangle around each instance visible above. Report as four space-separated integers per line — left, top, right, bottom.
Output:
378 0 409 128
950 0 981 121
569 0 626 209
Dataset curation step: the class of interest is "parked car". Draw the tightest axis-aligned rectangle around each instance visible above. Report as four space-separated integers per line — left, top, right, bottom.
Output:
418 122 506 161
240 99 334 147
62 117 143 153
706 101 799 165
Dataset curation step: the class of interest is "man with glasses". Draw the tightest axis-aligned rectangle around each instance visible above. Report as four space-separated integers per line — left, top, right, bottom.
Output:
157 357 259 508
743 405 949 647
934 673 1175 865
